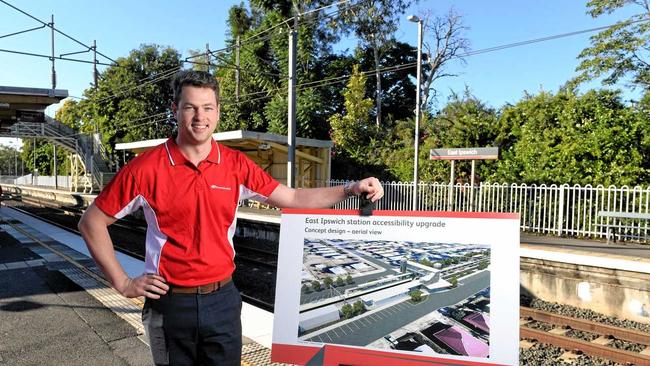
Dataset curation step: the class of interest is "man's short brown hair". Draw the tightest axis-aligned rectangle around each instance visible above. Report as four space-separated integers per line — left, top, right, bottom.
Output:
171 70 219 105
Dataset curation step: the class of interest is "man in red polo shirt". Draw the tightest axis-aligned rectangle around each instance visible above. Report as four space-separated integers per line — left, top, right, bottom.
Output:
78 70 383 366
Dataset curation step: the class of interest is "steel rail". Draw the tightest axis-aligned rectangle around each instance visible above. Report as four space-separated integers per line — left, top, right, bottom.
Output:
5 202 276 309
521 306 650 346
520 327 650 366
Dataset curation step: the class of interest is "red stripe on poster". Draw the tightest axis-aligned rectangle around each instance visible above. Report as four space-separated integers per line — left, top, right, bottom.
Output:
322 344 506 366
271 343 321 364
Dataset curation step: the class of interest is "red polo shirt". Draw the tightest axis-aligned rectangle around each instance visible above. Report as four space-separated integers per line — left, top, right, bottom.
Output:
93 137 280 286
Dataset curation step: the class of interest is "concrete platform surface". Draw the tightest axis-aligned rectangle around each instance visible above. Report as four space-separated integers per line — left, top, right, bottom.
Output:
0 218 152 366
0 205 281 366
521 232 650 259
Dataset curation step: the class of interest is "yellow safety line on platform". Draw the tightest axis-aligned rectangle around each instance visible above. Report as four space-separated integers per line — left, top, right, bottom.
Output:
1 217 144 309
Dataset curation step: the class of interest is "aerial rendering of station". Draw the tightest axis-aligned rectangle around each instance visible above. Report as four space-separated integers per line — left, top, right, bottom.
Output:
297 237 491 357
2 1 650 365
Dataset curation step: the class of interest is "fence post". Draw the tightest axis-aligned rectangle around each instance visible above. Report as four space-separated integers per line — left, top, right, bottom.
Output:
478 182 483 212
557 184 565 236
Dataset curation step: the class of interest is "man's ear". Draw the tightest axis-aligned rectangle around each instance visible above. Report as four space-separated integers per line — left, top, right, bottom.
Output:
171 102 179 122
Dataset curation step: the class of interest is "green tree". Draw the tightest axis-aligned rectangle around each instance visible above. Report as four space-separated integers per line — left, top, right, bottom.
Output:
353 300 366 315
478 260 489 270
346 274 354 285
341 303 354 319
301 283 311 293
340 0 415 127
217 1 352 140
75 44 183 154
20 140 69 176
0 144 22 176
336 276 345 287
323 277 334 289
55 99 83 131
329 64 375 160
492 89 649 186
409 289 423 302
417 90 499 184
575 0 650 88
311 280 322 291
353 41 418 130
449 275 458 287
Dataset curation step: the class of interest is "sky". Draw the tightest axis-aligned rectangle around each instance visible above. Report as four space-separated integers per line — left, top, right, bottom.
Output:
0 0 641 148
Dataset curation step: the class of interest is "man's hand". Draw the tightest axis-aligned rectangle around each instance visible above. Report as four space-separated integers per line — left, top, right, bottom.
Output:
118 274 169 299
352 177 384 202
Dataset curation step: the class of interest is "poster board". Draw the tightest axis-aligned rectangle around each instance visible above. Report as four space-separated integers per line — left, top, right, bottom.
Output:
272 209 519 366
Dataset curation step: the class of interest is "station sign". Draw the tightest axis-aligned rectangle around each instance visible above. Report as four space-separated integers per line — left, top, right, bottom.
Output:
16 110 45 123
272 209 520 366
430 147 499 160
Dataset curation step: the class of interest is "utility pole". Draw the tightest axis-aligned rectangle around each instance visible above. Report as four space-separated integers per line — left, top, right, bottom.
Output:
50 15 56 89
235 35 240 101
14 141 17 178
93 40 99 133
205 43 211 73
407 15 423 211
287 18 297 188
53 144 58 190
93 40 98 89
32 138 36 185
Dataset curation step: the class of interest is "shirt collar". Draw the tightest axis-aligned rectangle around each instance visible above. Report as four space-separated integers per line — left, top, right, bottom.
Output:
205 138 221 164
164 137 221 166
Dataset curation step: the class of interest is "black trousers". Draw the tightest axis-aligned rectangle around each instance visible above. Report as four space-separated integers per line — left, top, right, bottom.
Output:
142 281 243 366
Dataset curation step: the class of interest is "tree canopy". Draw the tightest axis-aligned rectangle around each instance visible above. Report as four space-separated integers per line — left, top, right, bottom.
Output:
40 0 649 189
575 0 650 89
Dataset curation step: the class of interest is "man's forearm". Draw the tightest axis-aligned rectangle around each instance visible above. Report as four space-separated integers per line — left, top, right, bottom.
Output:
291 185 350 208
79 217 129 292
267 178 383 209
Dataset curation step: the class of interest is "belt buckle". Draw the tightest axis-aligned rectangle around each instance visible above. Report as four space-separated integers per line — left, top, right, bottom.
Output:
198 284 210 295
198 282 217 294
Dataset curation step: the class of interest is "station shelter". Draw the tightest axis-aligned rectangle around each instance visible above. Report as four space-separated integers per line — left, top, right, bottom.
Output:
115 130 333 189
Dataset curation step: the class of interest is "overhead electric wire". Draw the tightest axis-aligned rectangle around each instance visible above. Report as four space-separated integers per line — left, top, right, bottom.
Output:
14 0 644 140
0 24 46 39
0 48 119 67
92 67 181 104
1 0 357 106
80 14 638 134
458 17 650 58
223 61 418 106
0 0 117 64
184 58 282 77
115 116 172 134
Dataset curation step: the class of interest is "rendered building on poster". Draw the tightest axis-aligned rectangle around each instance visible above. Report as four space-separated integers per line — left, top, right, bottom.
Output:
297 238 491 358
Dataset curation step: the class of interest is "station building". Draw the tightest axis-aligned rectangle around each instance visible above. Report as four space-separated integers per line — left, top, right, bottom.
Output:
298 304 340 333
115 129 333 189
360 280 422 309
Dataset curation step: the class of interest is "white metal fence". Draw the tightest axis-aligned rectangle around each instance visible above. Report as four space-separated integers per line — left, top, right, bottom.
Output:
3 175 648 242
330 180 650 242
10 175 73 190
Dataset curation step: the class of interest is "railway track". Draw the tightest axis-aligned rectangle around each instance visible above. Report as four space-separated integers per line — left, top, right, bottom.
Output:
521 307 650 365
8 196 650 364
4 199 277 310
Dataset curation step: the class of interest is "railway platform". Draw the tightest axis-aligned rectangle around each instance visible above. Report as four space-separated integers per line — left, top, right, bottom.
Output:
0 205 280 366
2 191 650 365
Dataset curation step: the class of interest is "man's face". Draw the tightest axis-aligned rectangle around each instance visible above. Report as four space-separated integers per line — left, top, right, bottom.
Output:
172 86 219 146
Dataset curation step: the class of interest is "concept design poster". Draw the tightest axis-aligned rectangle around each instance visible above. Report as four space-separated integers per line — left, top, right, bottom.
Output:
271 209 519 366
